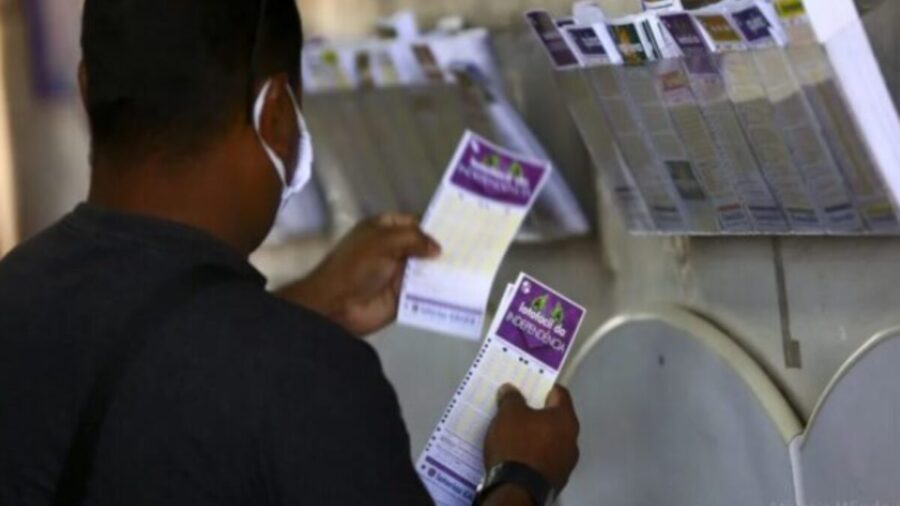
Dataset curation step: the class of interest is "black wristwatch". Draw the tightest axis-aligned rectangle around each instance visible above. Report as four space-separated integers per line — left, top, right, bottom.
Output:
472 461 557 506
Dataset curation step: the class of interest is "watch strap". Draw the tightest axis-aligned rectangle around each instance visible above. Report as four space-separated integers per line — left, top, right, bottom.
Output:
473 461 555 506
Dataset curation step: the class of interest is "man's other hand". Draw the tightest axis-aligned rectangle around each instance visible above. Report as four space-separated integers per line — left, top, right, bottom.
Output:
483 385 580 495
278 214 440 337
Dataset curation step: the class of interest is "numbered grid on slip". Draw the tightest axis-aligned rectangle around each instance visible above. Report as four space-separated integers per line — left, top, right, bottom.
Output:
428 192 520 274
448 345 554 443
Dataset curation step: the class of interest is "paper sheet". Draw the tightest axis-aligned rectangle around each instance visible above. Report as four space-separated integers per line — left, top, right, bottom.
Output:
398 132 552 339
777 0 900 231
416 274 586 506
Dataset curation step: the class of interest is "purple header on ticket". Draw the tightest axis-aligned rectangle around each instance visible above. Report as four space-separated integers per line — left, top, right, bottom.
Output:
496 276 585 370
731 7 773 43
567 27 608 59
525 11 580 69
450 135 548 207
660 13 709 56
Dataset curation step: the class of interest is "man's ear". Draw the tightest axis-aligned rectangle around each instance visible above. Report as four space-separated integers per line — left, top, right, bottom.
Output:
256 73 295 162
77 62 88 109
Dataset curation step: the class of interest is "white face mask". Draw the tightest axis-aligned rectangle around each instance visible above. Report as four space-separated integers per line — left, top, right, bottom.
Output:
252 79 314 208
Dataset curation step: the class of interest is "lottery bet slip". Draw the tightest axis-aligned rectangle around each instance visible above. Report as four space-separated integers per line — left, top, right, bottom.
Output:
417 273 586 506
398 131 552 340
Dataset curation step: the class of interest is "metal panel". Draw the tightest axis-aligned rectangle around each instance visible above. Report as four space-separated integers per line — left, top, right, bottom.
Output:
560 309 800 506
799 327 900 505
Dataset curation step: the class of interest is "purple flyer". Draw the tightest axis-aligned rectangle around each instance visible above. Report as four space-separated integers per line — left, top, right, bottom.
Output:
660 13 709 57
449 133 549 207
566 26 608 61
525 10 580 69
731 6 774 43
495 275 586 370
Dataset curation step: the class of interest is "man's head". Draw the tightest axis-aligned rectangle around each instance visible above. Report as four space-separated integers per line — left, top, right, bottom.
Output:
81 0 305 252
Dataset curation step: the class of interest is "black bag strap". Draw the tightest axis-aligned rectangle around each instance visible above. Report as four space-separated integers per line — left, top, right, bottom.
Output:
52 265 226 506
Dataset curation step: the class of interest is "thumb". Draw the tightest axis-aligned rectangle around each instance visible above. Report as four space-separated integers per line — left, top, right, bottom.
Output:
544 385 574 410
496 384 527 412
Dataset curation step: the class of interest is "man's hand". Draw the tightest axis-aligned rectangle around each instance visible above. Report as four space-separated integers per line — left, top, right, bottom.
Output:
278 214 440 337
482 384 580 503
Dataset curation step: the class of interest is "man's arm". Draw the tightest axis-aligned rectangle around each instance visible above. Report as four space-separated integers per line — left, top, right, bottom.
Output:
276 214 581 505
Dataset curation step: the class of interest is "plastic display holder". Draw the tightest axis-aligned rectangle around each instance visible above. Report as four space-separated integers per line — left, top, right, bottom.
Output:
614 15 727 233
555 67 656 232
730 4 864 233
309 91 400 217
652 56 755 232
559 309 801 506
357 86 438 214
404 83 470 195
779 0 900 232
695 10 825 232
587 61 691 232
300 96 365 230
660 11 792 232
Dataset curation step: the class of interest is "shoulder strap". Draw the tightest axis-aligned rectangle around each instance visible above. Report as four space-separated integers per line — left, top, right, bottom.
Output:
53 265 226 506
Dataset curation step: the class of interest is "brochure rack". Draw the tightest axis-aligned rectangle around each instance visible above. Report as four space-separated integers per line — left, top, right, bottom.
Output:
529 0 900 236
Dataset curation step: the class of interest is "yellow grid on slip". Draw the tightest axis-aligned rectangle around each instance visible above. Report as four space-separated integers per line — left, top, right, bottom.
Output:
428 191 520 276
447 344 554 445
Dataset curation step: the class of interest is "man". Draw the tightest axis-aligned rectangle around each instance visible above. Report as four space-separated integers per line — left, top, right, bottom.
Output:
0 0 579 505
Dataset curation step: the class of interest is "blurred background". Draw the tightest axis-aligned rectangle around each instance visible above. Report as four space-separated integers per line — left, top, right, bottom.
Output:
4 0 900 504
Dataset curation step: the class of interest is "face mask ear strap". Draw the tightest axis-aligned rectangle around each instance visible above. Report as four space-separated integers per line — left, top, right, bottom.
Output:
252 79 289 186
286 117 314 191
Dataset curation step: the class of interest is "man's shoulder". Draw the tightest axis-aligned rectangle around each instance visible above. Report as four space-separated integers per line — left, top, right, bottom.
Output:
0 218 75 279
165 282 381 382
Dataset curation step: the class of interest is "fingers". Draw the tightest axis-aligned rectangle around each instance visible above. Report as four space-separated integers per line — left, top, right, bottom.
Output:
546 385 580 436
376 213 418 228
384 226 441 259
369 213 441 259
496 384 527 412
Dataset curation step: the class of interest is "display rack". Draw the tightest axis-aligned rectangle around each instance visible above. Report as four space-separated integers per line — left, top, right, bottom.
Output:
528 0 900 236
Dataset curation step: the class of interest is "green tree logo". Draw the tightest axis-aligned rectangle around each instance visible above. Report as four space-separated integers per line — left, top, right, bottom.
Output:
482 153 501 169
530 294 549 313
510 162 524 178
551 303 565 327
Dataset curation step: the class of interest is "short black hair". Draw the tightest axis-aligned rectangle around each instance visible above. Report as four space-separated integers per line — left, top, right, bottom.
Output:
81 0 302 163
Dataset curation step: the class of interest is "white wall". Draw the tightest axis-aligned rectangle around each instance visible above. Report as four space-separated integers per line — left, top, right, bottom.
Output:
0 0 89 241
0 0 18 254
